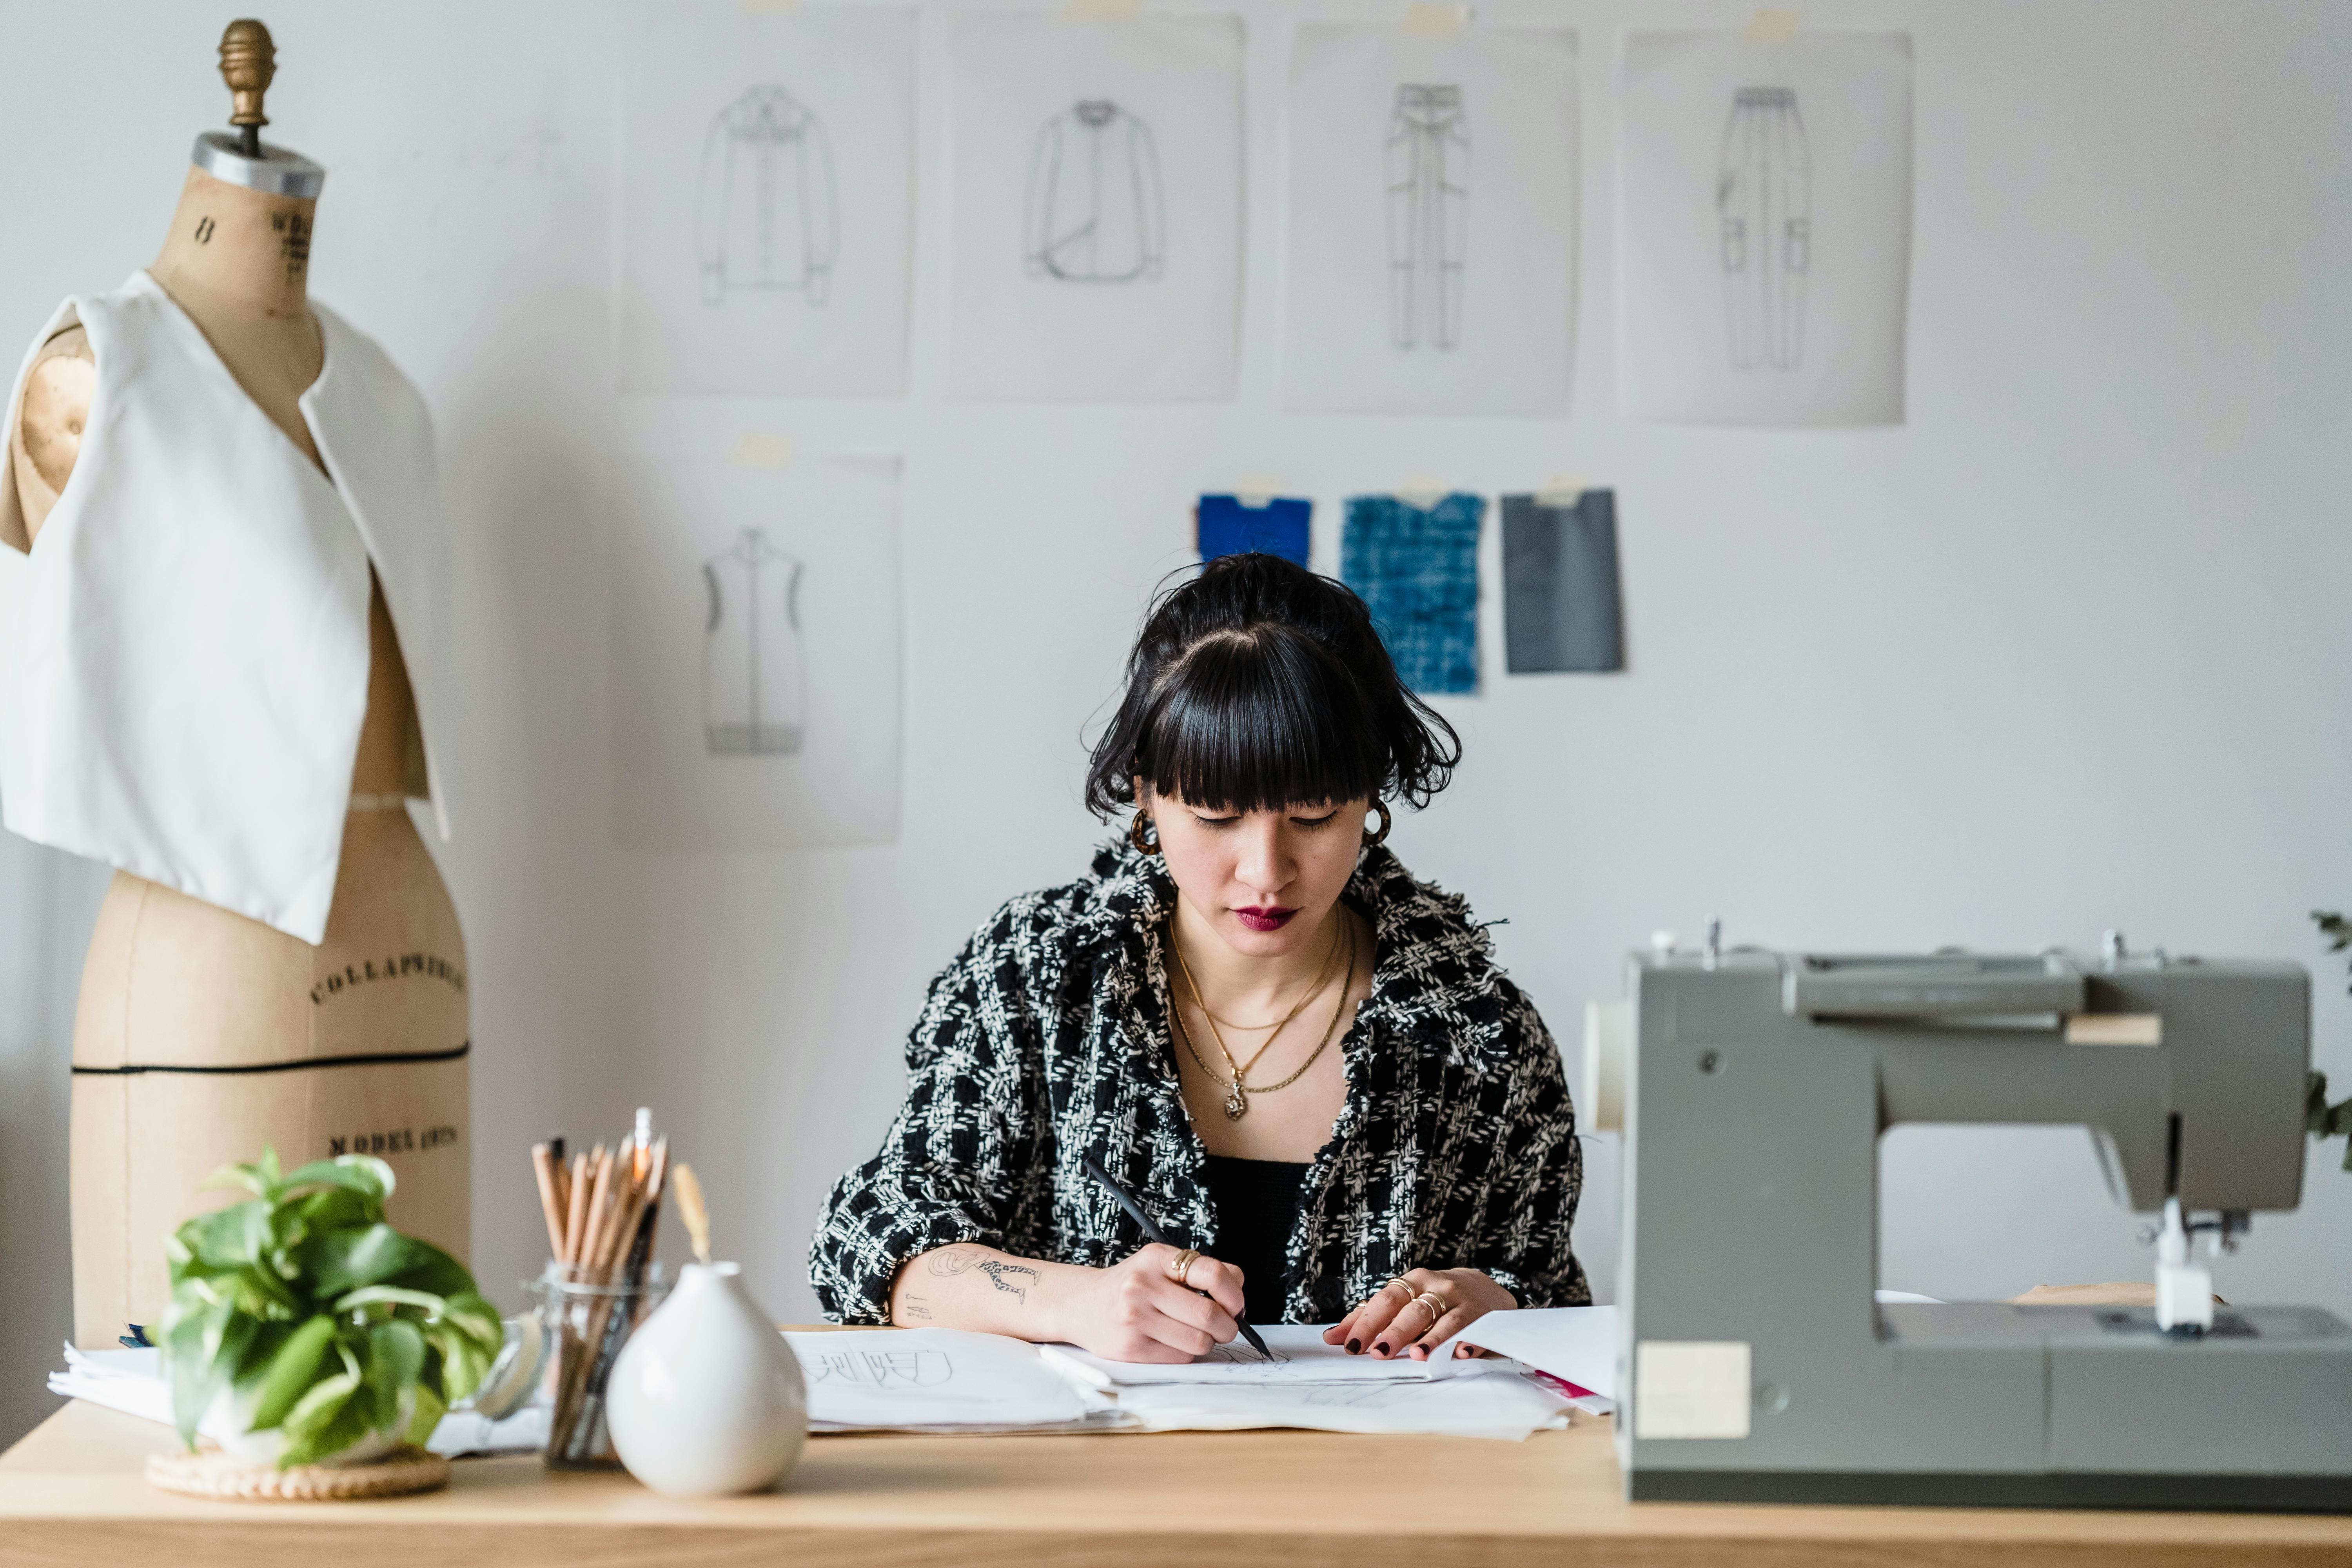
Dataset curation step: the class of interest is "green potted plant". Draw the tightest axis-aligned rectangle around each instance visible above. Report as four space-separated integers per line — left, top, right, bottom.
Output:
158 1147 502 1472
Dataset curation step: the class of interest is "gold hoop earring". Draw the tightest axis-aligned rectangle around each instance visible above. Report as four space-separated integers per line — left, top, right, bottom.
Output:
1365 800 1392 847
1131 811 1162 856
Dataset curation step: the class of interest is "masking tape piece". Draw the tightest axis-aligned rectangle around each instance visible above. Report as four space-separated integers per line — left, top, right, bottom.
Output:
2064 1014 2164 1047
1535 472 1587 504
1634 1341 1752 1440
731 434 795 469
1061 0 1143 20
1744 8 1800 42
1234 473 1286 507
1402 3 1470 36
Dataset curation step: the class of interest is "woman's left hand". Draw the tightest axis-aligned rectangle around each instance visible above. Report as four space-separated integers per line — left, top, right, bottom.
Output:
1322 1268 1517 1360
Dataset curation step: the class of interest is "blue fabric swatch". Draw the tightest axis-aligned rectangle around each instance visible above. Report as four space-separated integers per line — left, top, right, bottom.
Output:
1341 492 1483 695
1197 495 1311 567
1502 490 1624 673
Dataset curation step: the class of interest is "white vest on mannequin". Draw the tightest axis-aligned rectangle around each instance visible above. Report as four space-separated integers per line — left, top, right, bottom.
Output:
0 24 470 1347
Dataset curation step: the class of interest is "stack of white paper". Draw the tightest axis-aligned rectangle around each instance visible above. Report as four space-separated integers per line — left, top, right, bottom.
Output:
1039 1324 1568 1441
1446 1305 1617 1414
786 1328 1118 1433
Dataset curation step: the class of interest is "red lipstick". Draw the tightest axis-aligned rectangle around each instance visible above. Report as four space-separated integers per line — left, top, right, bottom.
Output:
1233 907 1298 933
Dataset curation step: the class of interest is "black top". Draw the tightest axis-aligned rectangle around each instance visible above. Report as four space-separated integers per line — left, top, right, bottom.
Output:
1198 1154 1310 1324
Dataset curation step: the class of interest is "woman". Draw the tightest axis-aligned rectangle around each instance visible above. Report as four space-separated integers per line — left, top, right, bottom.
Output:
810 554 1588 1362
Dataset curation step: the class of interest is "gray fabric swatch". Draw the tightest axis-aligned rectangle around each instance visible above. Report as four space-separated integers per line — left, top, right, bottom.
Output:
1502 490 1623 673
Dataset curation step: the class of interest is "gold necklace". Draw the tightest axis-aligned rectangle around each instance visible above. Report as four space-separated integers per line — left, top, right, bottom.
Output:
1173 920 1346 1079
1171 919 1357 1120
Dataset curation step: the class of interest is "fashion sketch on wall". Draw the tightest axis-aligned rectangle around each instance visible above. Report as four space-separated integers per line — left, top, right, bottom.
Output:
1286 25 1577 416
702 528 806 756
1387 85 1468 350
947 13 1243 402
621 3 914 396
1026 100 1164 282
1619 31 1910 425
696 87 838 309
1719 87 1809 370
610 454 902 852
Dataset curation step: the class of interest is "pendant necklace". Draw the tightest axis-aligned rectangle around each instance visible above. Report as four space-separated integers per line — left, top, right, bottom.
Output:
1170 918 1355 1120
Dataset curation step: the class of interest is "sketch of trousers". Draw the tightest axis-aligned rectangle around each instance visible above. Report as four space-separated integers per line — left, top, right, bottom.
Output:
1386 85 1469 350
696 86 838 308
702 528 807 757
1025 100 1164 282
1718 87 1809 370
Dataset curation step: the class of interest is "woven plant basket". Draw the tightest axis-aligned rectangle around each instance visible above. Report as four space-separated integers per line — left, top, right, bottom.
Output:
145 1445 451 1501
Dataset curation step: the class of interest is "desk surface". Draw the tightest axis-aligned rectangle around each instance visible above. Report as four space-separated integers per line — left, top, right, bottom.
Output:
9 1400 2352 1568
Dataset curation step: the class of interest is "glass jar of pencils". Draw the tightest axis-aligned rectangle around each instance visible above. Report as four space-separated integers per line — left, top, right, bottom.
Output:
532 1262 671 1469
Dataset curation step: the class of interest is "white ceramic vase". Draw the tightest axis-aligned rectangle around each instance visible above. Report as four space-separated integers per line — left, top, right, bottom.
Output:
608 1261 807 1495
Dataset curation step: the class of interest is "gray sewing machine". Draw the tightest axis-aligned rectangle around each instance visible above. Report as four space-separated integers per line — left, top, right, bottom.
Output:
1611 931 2352 1510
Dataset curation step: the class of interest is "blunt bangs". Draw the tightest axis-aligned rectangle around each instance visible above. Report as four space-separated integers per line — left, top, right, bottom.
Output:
1138 630 1381 813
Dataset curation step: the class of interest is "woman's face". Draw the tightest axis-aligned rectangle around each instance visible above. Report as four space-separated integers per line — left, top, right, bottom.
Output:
1142 786 1369 959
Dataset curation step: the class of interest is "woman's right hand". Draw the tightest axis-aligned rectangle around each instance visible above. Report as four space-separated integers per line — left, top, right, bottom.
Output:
1058 1243 1246 1363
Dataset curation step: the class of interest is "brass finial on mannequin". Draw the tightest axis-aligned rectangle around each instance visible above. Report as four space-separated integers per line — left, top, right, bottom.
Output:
218 19 276 156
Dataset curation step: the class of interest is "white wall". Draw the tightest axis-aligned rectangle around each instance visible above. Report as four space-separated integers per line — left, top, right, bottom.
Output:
1 0 2348 1445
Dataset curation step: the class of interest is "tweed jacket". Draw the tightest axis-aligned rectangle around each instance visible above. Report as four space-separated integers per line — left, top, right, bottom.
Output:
808 837 1589 1325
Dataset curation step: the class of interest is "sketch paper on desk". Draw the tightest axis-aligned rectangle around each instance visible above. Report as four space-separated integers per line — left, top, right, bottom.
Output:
1284 24 1577 416
1447 1305 1618 1400
1619 31 1912 425
1042 1323 1485 1389
1114 1370 1571 1440
946 13 1243 402
619 3 914 395
782 1329 1102 1431
608 455 901 852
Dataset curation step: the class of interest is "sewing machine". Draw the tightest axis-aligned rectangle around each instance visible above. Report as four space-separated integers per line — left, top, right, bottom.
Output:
1612 932 2352 1510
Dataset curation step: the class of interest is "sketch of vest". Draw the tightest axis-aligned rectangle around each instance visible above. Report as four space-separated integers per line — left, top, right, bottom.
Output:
1024 100 1165 283
1386 85 1469 351
702 528 806 757
695 85 838 308
1719 87 1810 370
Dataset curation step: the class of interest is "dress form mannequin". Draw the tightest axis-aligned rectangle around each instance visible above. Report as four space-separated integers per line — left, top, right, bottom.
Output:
5 23 470 1346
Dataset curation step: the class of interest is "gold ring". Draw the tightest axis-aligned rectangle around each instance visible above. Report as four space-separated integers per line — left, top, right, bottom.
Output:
1168 1248 1202 1287
1415 1291 1448 1320
1383 1276 1416 1297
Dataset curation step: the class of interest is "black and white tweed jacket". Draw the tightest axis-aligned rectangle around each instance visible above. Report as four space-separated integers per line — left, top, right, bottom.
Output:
808 837 1589 1325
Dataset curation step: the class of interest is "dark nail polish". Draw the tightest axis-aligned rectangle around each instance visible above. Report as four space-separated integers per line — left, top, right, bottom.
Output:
1374 1342 1390 1357
1346 1338 1361 1354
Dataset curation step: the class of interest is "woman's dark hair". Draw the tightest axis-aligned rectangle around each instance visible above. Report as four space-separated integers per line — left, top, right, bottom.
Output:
1084 553 1461 819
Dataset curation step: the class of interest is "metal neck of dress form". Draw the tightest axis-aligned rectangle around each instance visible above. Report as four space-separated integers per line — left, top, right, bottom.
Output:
191 131 325 199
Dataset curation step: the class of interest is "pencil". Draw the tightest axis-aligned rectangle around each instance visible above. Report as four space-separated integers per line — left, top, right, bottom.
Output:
530 1142 566 1260
562 1151 590 1265
1080 1154 1271 1358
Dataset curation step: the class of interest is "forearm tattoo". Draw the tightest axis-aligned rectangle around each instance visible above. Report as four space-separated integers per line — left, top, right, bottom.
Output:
927 1245 985 1277
977 1260 1039 1303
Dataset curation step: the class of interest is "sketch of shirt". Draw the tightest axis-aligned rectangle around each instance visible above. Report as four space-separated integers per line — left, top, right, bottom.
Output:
1386 85 1469 350
1024 100 1164 282
695 86 838 308
702 528 806 757
1718 87 1809 370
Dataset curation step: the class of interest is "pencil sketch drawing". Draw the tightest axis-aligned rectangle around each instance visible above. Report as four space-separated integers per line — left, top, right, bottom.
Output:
702 527 806 757
1025 100 1165 282
1386 84 1468 350
696 85 838 308
1718 87 1809 370
804 1348 953 1389
1199 1340 1289 1366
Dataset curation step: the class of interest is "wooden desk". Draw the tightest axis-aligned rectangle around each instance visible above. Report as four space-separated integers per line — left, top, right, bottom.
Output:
8 1400 2352 1567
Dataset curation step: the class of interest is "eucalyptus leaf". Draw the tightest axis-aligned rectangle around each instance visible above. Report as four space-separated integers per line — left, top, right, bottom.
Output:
246 1314 337 1432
